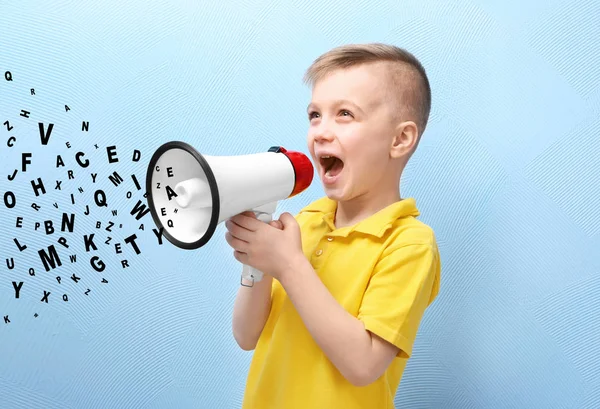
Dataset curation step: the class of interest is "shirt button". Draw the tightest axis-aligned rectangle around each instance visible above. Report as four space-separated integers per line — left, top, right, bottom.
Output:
327 237 333 241
315 249 323 256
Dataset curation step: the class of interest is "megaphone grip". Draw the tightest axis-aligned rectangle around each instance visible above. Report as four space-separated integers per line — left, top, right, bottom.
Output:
241 264 264 284
239 208 274 287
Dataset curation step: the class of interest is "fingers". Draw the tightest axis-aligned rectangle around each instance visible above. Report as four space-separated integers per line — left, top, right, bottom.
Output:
233 250 248 264
229 212 262 231
225 231 249 253
225 219 253 242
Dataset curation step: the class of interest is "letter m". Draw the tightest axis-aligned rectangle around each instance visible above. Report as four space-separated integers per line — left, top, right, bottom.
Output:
38 245 62 272
108 171 124 187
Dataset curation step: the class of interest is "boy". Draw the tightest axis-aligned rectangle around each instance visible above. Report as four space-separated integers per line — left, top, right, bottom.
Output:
225 43 441 409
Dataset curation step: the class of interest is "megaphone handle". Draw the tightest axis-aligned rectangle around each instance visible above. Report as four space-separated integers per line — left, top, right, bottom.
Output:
240 211 272 287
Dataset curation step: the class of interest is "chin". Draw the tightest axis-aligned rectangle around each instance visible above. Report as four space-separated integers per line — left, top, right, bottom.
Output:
322 185 348 202
319 168 351 202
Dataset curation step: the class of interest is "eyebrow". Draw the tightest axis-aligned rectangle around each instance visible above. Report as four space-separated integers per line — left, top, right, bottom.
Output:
307 99 365 115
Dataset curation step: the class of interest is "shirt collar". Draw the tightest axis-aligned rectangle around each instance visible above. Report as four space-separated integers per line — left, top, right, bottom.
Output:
300 196 420 238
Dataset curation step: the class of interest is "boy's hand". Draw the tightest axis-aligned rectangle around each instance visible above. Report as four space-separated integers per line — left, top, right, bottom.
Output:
225 211 303 282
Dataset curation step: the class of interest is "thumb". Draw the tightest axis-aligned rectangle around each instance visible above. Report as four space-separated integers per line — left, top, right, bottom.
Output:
279 212 297 229
268 220 283 230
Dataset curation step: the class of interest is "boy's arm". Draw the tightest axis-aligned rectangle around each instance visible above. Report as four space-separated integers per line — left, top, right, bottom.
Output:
281 243 439 387
232 273 273 350
230 214 283 351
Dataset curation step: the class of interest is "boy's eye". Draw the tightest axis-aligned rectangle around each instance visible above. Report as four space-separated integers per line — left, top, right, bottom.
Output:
308 110 352 120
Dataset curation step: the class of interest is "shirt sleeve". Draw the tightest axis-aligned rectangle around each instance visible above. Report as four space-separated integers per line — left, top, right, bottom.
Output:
357 243 440 358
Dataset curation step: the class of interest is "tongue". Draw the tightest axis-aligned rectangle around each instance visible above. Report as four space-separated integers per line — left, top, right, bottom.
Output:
326 158 343 177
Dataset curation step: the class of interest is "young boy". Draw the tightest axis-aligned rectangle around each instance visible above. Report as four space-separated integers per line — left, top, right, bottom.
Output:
225 43 441 409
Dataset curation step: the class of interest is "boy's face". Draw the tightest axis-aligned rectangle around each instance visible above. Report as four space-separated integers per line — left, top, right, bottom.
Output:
306 62 403 203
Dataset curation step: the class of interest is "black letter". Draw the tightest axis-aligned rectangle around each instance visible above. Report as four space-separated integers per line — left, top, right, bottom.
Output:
13 281 23 298
61 213 75 232
44 220 54 235
94 190 107 207
14 238 27 251
107 146 118 163
130 200 150 220
4 191 16 208
131 174 141 190
84 234 97 251
108 171 123 187
75 152 89 167
90 256 105 272
166 185 178 201
38 245 62 272
31 178 46 196
38 122 54 145
22 153 32 172
152 227 164 245
124 234 141 254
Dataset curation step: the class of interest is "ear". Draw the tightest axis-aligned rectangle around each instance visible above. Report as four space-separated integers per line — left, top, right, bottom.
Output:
390 120 419 159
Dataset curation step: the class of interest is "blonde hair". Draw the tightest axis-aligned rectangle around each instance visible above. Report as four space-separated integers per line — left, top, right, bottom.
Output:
303 43 431 137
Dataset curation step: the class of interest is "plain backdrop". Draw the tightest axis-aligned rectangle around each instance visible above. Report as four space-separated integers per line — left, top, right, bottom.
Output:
1 0 599 407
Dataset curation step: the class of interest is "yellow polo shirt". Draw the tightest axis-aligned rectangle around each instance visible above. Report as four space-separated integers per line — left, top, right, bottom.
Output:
242 196 441 409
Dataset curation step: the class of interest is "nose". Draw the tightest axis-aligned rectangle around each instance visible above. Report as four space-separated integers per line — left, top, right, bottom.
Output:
311 125 335 144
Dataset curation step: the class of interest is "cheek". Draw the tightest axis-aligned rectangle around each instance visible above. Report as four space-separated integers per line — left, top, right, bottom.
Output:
347 139 388 172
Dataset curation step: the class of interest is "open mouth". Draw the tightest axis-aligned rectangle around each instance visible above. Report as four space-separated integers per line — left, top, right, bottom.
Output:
319 155 344 178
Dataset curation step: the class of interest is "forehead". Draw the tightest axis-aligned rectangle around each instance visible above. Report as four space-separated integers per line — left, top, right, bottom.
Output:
310 63 390 107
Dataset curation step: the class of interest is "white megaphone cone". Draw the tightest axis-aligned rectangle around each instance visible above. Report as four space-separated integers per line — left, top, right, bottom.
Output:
145 141 314 286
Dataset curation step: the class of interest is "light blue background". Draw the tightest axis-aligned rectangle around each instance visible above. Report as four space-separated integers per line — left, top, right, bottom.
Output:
1 0 599 408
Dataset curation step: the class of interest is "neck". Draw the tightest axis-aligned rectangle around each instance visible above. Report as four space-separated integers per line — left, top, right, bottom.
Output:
335 183 402 229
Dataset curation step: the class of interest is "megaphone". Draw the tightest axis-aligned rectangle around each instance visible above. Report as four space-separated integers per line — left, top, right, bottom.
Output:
145 141 314 286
